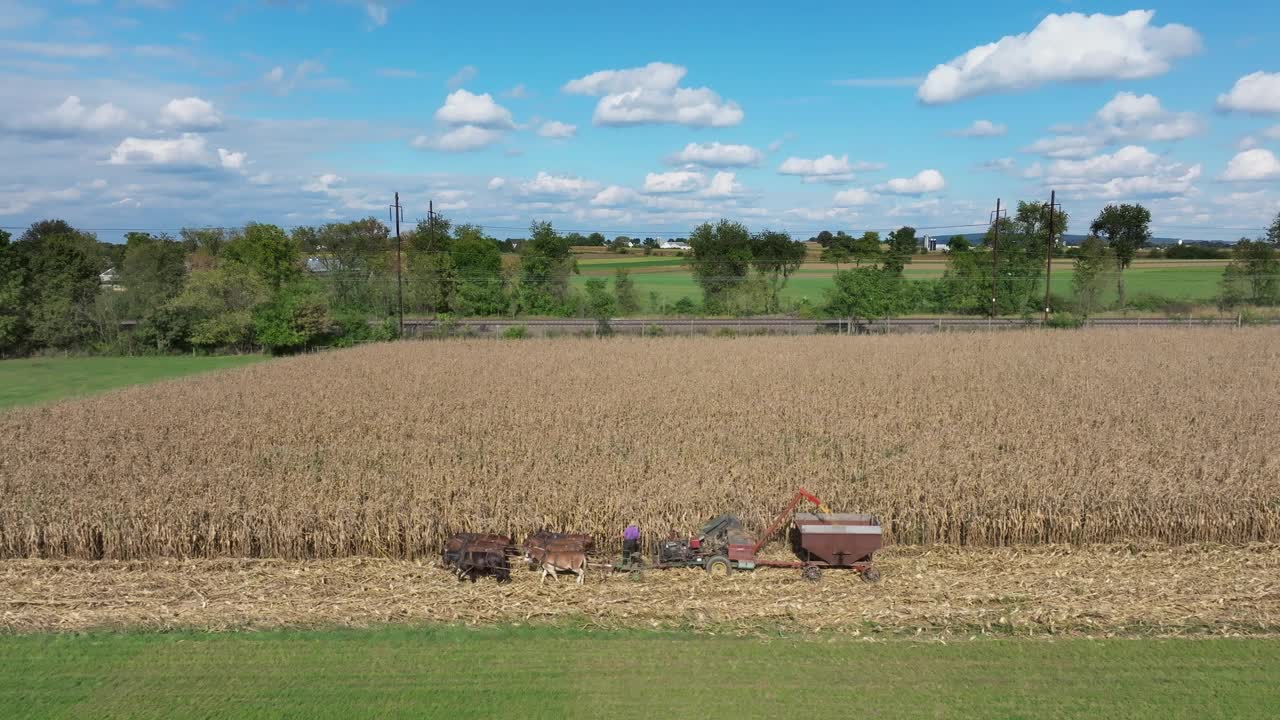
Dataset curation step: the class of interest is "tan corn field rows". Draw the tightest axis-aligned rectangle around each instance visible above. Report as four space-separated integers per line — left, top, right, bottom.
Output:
2 329 1279 560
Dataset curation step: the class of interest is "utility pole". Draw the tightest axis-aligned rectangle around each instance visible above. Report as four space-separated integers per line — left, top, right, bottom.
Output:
1042 190 1059 324
989 198 1004 323
391 192 404 336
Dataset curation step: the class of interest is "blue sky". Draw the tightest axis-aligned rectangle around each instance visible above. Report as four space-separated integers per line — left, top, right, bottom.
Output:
1 1 1278 241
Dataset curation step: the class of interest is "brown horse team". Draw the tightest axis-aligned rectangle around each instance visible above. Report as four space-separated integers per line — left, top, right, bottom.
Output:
441 530 594 584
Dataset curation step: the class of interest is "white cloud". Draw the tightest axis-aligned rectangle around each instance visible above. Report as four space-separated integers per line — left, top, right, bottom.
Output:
262 60 329 96
876 169 946 194
1022 135 1103 159
643 170 705 194
217 148 246 171
1036 146 1202 199
832 188 876 206
0 185 83 216
521 171 598 198
591 185 639 207
487 177 506 190
1217 72 1280 114
363 1 388 26
0 40 112 58
108 133 210 166
1221 149 1280 181
1092 92 1202 142
503 84 531 99
1265 125 1280 140
979 157 1017 173
159 97 222 130
304 173 343 193
950 119 1007 137
918 11 1201 103
701 171 742 197
668 141 761 167
411 125 505 152
777 154 854 182
434 89 514 129
767 133 794 153
536 120 577 139
563 61 743 128
8 95 133 136
1045 145 1160 179
446 65 477 90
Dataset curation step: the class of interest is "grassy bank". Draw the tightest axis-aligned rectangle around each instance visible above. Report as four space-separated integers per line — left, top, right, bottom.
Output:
3 627 1277 719
0 355 266 410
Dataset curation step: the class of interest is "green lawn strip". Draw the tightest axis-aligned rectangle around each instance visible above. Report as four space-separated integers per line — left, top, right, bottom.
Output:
570 263 1226 309
0 355 267 410
1 627 1276 719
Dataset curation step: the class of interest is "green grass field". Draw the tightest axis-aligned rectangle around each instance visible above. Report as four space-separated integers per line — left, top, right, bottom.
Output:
573 256 1229 309
0 355 266 410
3 627 1276 719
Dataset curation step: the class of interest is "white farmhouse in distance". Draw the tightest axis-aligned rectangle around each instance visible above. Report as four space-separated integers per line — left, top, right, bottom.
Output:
659 240 690 250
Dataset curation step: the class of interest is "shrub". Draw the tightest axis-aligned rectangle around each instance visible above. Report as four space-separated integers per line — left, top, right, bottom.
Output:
502 324 529 339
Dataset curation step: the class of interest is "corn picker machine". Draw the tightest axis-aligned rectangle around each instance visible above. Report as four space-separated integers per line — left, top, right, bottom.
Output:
625 488 882 582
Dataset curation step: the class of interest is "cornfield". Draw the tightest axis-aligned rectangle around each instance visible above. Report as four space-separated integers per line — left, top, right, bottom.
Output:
2 329 1278 560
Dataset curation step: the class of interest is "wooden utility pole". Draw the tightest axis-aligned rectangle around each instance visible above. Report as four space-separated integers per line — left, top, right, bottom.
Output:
990 197 1002 321
392 192 404 336
1042 190 1056 324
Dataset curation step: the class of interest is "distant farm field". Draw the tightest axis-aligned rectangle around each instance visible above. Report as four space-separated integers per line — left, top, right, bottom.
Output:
0 355 267 410
572 256 1229 307
3 329 1278 562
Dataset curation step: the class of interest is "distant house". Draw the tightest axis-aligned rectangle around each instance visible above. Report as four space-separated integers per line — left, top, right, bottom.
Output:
99 268 123 290
659 241 690 251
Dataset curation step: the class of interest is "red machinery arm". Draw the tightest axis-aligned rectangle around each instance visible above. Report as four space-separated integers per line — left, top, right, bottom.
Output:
751 488 828 554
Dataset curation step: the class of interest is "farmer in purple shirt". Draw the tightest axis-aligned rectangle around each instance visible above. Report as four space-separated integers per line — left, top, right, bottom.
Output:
622 523 640 564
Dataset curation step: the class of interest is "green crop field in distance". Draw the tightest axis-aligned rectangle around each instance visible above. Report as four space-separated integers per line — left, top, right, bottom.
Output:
3 627 1277 719
0 355 267 410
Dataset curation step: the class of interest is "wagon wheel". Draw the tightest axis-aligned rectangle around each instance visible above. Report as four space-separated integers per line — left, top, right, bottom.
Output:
861 566 881 584
705 556 732 577
802 565 822 582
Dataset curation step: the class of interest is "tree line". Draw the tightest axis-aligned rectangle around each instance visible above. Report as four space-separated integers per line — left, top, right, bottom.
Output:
1 205 1276 356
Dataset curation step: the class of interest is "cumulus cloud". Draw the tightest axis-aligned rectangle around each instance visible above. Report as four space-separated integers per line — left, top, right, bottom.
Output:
667 141 761 167
1221 149 1280 181
434 89 514 129
536 120 577 139
949 119 1007 137
777 154 856 182
591 185 639 207
411 125 505 152
7 95 133 136
918 11 1201 103
1032 145 1202 198
520 172 598 198
832 188 876 206
105 133 249 175
643 171 705 194
159 97 222 130
216 148 247 171
563 61 743 128
876 169 946 194
304 173 343 193
701 171 742 197
487 177 506 190
1022 92 1203 163
1217 72 1280 114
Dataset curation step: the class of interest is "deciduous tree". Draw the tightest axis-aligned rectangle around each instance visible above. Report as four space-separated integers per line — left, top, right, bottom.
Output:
1090 203 1149 309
